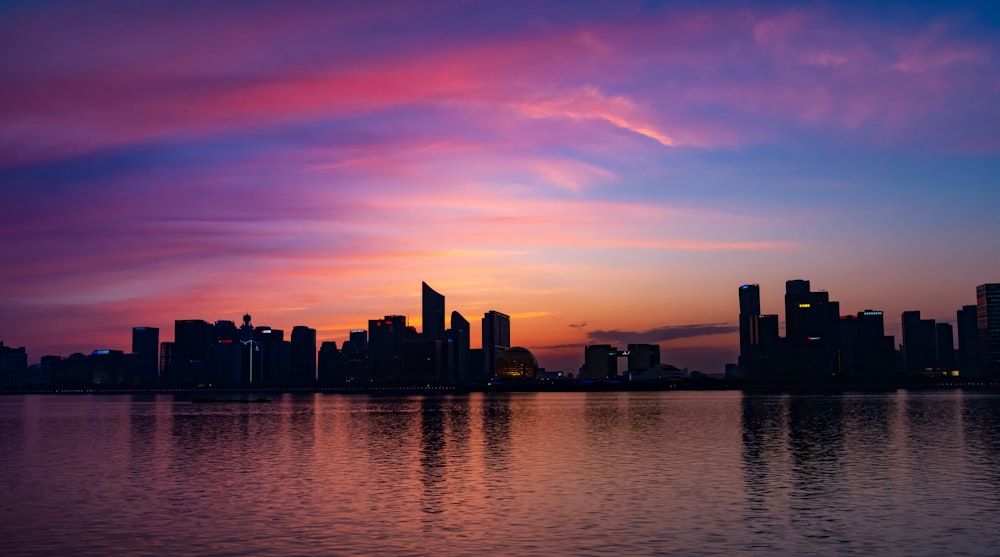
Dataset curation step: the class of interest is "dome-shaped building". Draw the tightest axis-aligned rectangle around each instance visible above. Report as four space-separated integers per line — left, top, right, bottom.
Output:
494 347 538 381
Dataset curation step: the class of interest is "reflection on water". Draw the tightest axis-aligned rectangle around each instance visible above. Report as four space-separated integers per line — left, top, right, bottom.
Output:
1 391 999 556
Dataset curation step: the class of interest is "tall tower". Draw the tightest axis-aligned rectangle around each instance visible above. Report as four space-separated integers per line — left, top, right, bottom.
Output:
977 283 1000 375
482 310 510 378
957 304 980 375
290 326 317 385
738 284 761 374
902 310 936 375
369 315 407 382
131 326 159 385
782 279 842 377
450 310 471 384
422 282 446 340
936 322 955 372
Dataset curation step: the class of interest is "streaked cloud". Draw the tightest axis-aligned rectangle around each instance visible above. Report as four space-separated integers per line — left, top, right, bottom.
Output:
588 324 741 346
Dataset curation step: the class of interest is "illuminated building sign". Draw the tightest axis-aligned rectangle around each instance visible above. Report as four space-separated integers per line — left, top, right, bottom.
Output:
798 303 811 308
92 350 110 355
862 311 883 316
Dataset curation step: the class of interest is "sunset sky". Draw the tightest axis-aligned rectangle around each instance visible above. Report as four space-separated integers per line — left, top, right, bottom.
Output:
2 0 999 374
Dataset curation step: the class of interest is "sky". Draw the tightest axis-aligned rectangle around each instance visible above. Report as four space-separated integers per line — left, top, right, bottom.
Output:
2 0 1000 374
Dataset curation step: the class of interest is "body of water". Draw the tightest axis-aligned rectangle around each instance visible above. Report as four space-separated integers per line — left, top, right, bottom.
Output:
2 390 999 556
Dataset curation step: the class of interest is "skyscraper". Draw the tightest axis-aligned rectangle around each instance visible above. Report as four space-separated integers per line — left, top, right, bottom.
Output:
450 310 470 384
369 315 407 382
783 280 839 377
482 310 510 378
290 325 317 385
627 344 661 373
131 326 159 384
902 310 936 375
784 280 836 342
581 345 618 380
422 282 445 340
0 342 28 388
165 319 214 385
977 283 1000 375
957 304 980 375
852 310 895 379
738 284 760 374
935 322 955 372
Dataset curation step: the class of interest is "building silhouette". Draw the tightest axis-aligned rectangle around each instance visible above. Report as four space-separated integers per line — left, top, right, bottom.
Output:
482 310 510 379
850 311 895 379
291 326 317 385
581 344 618 380
978 283 1000 375
369 315 408 383
449 311 471 384
957 305 980 375
902 310 936 375
627 344 661 374
131 327 159 384
935 322 955 372
318 341 345 384
784 279 840 377
0 342 28 388
738 281 896 382
738 284 761 374
9 278 1000 389
494 347 538 381
422 282 445 340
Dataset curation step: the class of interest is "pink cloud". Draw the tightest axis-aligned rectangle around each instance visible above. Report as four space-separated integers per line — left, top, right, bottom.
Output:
4 1 997 172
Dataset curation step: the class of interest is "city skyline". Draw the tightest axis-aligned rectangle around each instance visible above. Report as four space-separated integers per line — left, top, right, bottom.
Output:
2 1 1000 374
2 279 996 379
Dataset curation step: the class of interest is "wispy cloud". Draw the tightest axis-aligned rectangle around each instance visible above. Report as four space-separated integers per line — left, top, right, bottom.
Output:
588 324 740 345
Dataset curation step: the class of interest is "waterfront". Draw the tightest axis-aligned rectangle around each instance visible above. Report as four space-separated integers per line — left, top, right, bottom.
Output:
2 390 999 556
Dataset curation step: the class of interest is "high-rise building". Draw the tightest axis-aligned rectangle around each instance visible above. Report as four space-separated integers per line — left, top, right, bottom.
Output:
852 310 895 379
482 310 510 378
290 326 317 385
581 345 618 380
369 315 408 382
935 322 955 372
784 280 840 377
402 339 445 384
627 344 661 373
977 283 1000 375
957 305 980 375
856 310 885 339
348 330 368 354
211 320 242 385
131 326 159 384
738 284 761 374
317 341 347 385
450 311 471 384
0 342 28 388
422 282 446 340
174 319 213 362
750 314 781 376
902 311 936 375
165 319 214 385
784 280 837 342
253 326 287 385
